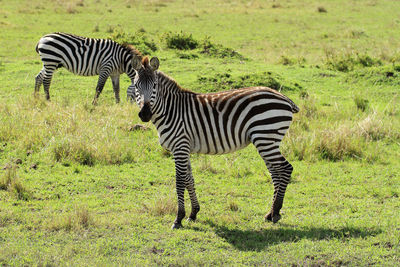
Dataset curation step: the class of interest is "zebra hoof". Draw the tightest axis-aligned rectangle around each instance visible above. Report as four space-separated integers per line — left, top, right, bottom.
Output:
187 217 196 223
265 212 281 223
264 212 272 222
272 214 281 223
171 222 183 229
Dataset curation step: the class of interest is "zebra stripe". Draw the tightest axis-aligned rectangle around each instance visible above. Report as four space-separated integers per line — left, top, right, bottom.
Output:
132 57 299 229
35 32 141 104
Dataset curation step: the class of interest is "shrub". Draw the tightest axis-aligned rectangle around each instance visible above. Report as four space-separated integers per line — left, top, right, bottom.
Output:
324 52 382 72
164 31 198 50
196 71 302 92
199 37 245 60
109 27 157 55
354 96 369 112
345 65 400 86
163 32 246 60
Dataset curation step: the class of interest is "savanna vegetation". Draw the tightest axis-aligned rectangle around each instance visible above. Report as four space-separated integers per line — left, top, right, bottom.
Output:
0 0 399 265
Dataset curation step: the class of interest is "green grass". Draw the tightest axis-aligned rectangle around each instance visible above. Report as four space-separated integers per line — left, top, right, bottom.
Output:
0 0 400 265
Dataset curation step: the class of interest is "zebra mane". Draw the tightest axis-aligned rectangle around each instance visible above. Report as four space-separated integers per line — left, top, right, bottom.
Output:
157 71 196 94
121 44 143 59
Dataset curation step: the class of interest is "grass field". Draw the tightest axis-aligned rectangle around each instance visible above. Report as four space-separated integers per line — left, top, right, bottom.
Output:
1 0 399 265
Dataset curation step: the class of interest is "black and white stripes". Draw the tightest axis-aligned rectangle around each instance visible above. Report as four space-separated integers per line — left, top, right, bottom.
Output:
35 32 141 104
132 57 299 229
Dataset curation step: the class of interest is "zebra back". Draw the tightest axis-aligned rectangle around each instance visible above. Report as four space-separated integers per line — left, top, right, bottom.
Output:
36 32 141 78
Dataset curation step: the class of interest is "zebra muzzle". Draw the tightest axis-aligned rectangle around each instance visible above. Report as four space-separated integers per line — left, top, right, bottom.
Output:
138 103 152 122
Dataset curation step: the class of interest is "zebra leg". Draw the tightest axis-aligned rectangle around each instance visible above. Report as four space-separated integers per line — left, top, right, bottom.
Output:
127 84 135 103
265 157 293 223
172 146 191 229
264 163 280 222
92 69 110 105
252 138 292 223
34 68 45 97
110 75 120 104
186 162 200 222
42 66 57 101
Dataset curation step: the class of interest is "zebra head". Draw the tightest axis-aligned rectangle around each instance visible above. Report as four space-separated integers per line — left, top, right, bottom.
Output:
131 56 160 122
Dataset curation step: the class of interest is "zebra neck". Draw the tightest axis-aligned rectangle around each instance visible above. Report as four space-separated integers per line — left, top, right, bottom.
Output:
152 75 194 128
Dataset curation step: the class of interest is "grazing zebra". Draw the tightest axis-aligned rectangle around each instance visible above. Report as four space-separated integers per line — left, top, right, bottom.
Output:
132 57 299 229
35 32 142 104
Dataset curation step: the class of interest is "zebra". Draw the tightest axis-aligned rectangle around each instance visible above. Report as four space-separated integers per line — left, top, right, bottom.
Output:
131 56 299 229
35 32 142 104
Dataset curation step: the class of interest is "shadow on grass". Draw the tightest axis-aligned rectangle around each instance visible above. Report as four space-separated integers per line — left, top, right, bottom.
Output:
203 220 381 251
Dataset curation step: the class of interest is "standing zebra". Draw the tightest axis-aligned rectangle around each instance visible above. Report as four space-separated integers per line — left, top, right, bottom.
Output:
132 57 299 229
35 32 142 104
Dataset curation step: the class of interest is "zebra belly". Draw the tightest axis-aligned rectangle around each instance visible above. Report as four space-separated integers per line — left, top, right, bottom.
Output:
191 140 251 155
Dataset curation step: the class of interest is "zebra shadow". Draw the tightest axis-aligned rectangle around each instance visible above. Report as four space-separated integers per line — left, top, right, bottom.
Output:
202 220 381 251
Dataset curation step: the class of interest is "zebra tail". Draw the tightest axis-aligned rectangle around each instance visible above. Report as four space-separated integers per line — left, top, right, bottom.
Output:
290 101 300 113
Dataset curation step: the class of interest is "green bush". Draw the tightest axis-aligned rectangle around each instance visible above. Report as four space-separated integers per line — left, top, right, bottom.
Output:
199 37 245 60
325 53 382 72
196 71 302 92
109 27 158 55
164 31 198 50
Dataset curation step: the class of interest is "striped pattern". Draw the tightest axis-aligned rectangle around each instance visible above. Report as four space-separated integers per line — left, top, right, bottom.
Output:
133 57 299 229
35 32 141 104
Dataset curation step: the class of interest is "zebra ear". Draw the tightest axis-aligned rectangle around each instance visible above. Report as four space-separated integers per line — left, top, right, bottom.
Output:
131 56 142 70
150 57 159 71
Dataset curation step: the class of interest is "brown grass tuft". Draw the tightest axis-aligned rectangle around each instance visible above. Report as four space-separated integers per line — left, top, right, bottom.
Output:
316 126 363 161
48 205 93 231
142 194 177 216
0 166 31 200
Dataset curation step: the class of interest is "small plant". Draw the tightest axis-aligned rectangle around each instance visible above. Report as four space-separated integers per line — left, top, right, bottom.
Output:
279 55 306 66
176 51 199 59
0 165 31 201
164 31 199 50
354 96 369 112
229 201 239 211
65 3 78 14
93 24 99 32
317 6 327 13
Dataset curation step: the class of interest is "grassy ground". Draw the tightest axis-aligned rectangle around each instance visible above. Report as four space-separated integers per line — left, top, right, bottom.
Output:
1 0 399 265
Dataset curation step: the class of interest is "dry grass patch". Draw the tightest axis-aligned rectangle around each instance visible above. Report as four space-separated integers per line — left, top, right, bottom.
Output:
0 166 31 200
356 113 400 141
316 125 363 161
47 206 93 231
142 194 177 216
